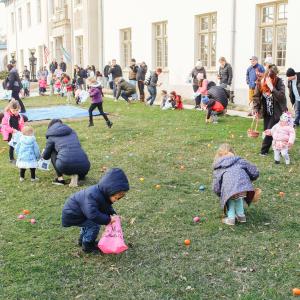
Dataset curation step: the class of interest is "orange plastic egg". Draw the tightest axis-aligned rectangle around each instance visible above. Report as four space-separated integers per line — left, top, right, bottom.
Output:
23 210 30 215
184 239 191 246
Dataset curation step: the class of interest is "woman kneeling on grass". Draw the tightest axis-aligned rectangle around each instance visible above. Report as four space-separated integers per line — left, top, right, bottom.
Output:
42 119 90 187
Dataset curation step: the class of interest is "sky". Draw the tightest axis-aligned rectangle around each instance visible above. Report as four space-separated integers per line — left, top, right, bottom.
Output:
0 3 7 38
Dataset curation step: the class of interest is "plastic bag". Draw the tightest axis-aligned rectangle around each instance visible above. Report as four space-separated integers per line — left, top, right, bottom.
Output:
37 158 51 171
8 131 21 148
79 90 90 103
98 216 128 254
3 90 12 100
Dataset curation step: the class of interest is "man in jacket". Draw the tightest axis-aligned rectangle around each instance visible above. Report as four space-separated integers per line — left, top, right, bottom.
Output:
136 62 147 102
145 68 162 105
109 59 123 99
59 58 67 72
128 58 138 100
103 61 111 88
115 78 136 102
49 60 58 74
246 56 265 115
286 68 300 126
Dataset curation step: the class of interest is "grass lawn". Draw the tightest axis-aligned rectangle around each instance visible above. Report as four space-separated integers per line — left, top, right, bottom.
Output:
0 95 300 300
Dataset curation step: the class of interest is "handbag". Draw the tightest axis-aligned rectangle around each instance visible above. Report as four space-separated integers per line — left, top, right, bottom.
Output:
37 158 51 171
98 216 128 254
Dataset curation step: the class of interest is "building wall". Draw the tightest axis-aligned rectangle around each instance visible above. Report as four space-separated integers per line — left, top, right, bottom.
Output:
0 48 8 71
5 0 48 72
103 0 293 105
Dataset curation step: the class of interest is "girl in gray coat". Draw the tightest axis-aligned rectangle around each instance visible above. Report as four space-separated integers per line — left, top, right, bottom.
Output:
212 144 259 226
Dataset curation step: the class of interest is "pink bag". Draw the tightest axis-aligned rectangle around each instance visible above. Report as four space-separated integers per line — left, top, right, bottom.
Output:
98 216 128 254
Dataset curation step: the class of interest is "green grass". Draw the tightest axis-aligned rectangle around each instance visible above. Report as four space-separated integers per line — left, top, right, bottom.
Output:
0 96 300 300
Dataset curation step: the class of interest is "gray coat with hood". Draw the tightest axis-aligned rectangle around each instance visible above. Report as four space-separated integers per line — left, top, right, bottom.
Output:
212 156 259 209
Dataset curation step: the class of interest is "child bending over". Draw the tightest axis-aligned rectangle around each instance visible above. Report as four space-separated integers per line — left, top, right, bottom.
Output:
212 144 259 226
62 168 130 253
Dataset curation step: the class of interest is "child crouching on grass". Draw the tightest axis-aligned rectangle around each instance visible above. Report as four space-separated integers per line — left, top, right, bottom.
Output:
62 168 130 254
15 126 40 182
212 144 259 226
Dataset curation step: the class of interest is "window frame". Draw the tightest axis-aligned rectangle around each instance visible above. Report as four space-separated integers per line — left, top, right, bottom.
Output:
18 8 22 31
195 12 217 70
258 1 288 68
27 2 31 27
37 0 42 23
153 21 168 70
120 28 132 69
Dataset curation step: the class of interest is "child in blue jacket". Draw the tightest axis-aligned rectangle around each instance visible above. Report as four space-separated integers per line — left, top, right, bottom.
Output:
62 168 130 253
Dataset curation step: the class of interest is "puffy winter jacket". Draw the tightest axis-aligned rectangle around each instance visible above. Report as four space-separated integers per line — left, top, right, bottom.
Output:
136 65 148 81
213 156 259 209
208 86 228 108
62 168 130 226
15 135 40 163
1 111 25 141
43 122 90 177
218 63 233 86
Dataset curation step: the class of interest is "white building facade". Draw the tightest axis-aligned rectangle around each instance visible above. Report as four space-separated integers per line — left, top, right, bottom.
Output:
3 0 300 104
103 0 297 105
2 0 103 78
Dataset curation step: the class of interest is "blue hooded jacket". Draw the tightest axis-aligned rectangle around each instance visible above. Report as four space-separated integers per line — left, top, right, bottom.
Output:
43 122 90 176
62 168 130 226
246 63 265 89
15 135 40 162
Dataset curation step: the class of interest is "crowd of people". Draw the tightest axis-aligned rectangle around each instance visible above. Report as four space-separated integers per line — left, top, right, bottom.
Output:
0 52 299 254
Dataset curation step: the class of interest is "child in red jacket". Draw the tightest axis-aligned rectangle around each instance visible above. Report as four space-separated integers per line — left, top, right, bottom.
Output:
1 100 25 163
170 91 184 110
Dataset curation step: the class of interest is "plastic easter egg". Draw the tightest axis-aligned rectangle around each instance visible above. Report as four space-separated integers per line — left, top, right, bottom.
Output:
184 239 191 246
18 214 25 220
193 216 200 223
30 219 36 224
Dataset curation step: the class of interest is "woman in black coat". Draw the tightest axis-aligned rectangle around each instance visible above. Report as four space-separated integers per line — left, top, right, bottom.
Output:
42 119 90 186
5 64 26 113
253 65 287 155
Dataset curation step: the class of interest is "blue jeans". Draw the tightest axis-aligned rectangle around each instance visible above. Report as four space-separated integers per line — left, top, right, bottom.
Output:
147 86 157 105
78 220 100 243
294 101 300 126
113 81 117 98
129 80 138 100
121 91 131 102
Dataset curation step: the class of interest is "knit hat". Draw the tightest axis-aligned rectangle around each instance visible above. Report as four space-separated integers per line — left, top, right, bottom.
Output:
286 68 296 77
202 96 209 105
280 112 289 122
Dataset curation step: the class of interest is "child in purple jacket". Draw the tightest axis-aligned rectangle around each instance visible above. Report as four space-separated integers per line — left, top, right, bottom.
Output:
87 77 113 128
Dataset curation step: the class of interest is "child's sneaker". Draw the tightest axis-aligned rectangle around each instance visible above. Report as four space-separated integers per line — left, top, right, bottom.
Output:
106 121 113 128
9 159 16 165
274 160 280 164
19 177 25 182
31 177 39 182
52 178 66 185
236 215 247 223
285 159 290 165
222 218 235 226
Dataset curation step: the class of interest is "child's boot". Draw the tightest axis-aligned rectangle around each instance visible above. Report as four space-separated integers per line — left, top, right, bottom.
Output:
82 241 100 254
106 120 113 128
88 121 94 127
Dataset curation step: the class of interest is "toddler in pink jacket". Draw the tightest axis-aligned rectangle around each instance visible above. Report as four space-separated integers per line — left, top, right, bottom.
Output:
265 112 296 165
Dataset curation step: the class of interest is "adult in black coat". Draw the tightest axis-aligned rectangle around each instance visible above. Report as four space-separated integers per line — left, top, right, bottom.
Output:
42 119 90 185
253 65 287 155
6 64 26 113
62 168 130 252
286 68 300 126
109 59 123 98
59 58 67 72
136 62 148 101
208 85 229 108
